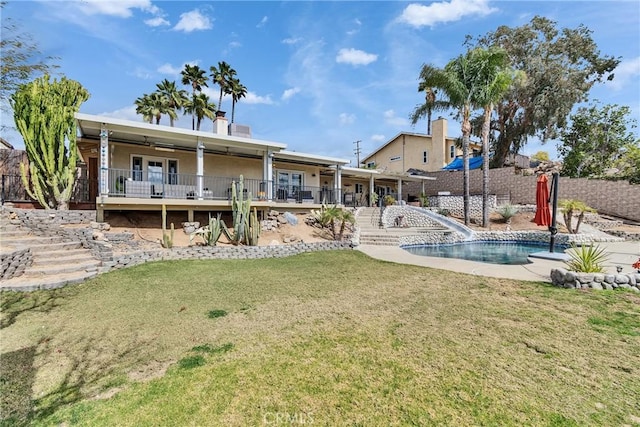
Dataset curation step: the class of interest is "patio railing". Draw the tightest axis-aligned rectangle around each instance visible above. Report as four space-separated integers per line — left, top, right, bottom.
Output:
105 169 342 204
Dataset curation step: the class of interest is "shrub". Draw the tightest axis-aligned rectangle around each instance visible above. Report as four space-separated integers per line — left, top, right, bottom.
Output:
383 195 396 206
437 208 450 217
565 244 609 273
497 204 518 223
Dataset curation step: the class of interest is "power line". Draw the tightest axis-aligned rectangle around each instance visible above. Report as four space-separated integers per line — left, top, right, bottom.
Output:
353 140 362 167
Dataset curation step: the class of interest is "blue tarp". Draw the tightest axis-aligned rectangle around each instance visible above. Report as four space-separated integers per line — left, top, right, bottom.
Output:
442 156 483 171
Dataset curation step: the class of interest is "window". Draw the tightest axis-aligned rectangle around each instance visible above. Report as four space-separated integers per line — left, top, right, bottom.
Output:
355 183 363 194
423 150 428 164
366 162 376 168
132 156 143 181
277 170 304 199
148 161 163 183
449 145 455 159
168 160 178 184
390 156 401 162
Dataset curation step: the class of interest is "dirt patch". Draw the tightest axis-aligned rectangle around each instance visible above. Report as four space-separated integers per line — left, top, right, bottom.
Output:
455 211 569 233
103 211 333 248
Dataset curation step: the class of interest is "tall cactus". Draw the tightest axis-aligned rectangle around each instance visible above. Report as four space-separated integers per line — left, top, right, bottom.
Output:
220 175 260 245
11 75 90 210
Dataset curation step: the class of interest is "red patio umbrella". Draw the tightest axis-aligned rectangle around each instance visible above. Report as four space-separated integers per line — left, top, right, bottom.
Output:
534 174 551 226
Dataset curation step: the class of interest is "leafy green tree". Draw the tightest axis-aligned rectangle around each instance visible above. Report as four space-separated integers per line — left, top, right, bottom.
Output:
183 93 216 131
134 93 154 124
228 77 247 124
613 144 640 184
470 16 619 168
155 79 188 127
210 61 236 114
11 75 89 210
558 102 638 178
470 47 513 227
133 92 173 125
181 64 209 130
531 151 550 163
1 2 59 132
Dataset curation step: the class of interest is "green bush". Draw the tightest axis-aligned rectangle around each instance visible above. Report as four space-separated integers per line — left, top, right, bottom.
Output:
565 244 609 273
497 204 518 223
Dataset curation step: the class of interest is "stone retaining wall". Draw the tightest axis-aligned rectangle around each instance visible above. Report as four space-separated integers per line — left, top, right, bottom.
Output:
551 268 640 291
0 247 32 280
99 241 353 273
426 195 497 219
6 208 96 226
381 206 442 228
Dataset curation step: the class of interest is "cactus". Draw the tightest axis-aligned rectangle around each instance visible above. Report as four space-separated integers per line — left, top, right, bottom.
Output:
161 204 174 248
220 175 260 246
12 75 90 209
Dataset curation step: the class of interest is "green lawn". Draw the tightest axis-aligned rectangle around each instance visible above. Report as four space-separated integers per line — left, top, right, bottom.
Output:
1 251 639 426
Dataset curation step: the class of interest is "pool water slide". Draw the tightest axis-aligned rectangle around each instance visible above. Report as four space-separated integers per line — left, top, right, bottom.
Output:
405 206 475 241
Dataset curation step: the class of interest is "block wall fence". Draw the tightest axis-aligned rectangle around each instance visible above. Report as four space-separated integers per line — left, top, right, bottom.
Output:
406 168 639 222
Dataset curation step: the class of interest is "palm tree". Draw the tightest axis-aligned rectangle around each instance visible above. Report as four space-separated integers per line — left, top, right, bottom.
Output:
410 84 448 134
181 64 209 130
417 58 479 225
183 93 216 131
210 61 236 115
468 47 513 227
134 93 154 124
156 79 188 127
134 92 173 125
227 77 247 124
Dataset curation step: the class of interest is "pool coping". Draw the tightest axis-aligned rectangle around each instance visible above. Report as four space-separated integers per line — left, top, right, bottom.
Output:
357 240 639 283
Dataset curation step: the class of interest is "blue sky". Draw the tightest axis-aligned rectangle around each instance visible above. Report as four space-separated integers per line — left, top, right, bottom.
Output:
2 0 639 165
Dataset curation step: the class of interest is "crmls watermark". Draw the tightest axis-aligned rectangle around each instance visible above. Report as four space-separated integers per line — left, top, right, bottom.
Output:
262 411 314 425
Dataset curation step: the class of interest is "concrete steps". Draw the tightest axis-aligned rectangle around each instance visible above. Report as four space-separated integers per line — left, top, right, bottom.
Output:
0 216 101 291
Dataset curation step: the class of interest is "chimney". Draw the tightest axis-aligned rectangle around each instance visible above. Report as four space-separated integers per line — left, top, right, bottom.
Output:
213 114 228 136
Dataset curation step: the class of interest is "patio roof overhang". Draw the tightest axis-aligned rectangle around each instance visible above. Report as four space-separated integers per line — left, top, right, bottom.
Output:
340 166 436 182
75 113 287 157
275 150 349 167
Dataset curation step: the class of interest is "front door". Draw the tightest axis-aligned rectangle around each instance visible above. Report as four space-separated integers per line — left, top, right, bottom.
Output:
88 157 98 201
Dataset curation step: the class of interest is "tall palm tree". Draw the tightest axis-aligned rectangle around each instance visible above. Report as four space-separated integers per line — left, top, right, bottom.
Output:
156 79 188 127
181 64 209 130
183 93 216 131
410 84 447 134
210 61 236 115
227 77 247 124
468 47 513 227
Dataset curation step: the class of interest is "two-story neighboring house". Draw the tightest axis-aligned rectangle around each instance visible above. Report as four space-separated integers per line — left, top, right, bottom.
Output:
361 118 481 173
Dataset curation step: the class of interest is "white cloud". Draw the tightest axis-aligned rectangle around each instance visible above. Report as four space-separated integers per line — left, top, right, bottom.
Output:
130 67 153 79
383 110 408 127
339 113 356 125
100 105 140 122
157 63 182 75
145 16 170 27
244 92 274 105
228 41 242 49
336 48 378 66
257 16 268 28
282 37 302 45
173 10 212 33
397 0 497 28
607 56 640 91
76 0 157 17
282 87 301 101
371 134 386 142
347 18 362 36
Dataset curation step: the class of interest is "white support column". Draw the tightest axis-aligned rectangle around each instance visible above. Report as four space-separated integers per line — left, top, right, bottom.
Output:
335 165 343 205
369 174 375 207
397 178 403 204
196 140 204 200
99 124 109 197
263 150 274 201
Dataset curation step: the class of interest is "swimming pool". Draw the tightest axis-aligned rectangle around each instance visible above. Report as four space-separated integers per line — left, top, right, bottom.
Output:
402 241 565 265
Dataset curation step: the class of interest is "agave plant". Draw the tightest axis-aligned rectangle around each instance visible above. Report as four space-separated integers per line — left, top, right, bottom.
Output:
564 243 609 273
497 204 518 224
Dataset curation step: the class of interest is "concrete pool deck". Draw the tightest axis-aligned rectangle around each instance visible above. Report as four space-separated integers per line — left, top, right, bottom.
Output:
357 240 640 282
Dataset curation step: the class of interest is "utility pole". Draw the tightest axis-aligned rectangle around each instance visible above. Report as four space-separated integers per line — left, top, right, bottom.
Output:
353 140 362 168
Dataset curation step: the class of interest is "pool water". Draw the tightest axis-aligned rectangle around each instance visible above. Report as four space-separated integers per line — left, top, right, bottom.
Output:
402 241 564 265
